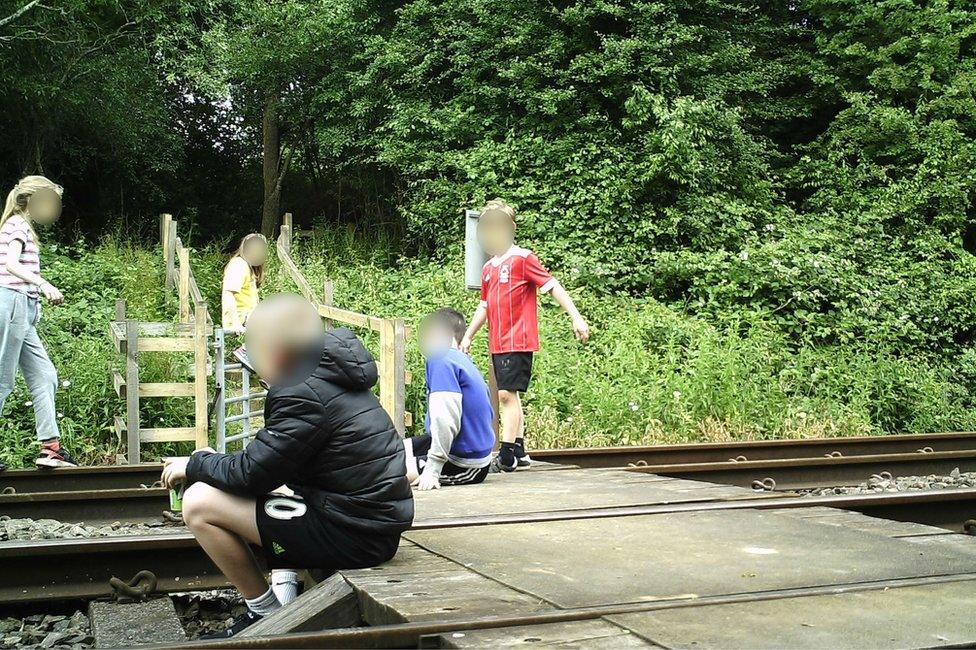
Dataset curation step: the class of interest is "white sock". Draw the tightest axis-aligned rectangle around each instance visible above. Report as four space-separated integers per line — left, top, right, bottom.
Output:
271 569 299 606
244 587 282 616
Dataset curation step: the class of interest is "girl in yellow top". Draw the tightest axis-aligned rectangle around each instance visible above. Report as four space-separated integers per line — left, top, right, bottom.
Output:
222 234 268 333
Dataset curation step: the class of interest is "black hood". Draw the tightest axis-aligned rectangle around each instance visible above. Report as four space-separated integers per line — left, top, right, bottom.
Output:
313 327 378 390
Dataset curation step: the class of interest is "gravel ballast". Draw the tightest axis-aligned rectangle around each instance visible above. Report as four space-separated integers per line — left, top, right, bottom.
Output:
803 467 976 496
0 516 182 541
0 612 92 649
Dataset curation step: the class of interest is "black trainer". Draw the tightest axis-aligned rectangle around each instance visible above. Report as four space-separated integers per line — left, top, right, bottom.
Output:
489 454 517 474
514 441 532 468
201 610 262 639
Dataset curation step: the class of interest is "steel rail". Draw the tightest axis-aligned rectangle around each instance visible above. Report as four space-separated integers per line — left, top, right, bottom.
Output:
0 463 163 493
1 461 973 529
0 487 168 523
0 533 227 604
2 431 975 494
534 431 976 467
627 449 976 490
5 450 976 524
2 489 975 604
183 572 976 649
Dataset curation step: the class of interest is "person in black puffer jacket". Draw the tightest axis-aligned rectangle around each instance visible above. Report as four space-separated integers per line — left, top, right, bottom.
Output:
160 295 413 638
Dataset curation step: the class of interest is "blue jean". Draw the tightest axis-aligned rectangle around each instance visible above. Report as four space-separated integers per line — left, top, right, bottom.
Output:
0 287 59 441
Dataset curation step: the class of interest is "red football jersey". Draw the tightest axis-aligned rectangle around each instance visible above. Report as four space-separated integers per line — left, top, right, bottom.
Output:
480 246 556 354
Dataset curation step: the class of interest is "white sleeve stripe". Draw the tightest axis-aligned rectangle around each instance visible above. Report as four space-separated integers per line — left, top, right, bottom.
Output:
539 278 558 293
478 300 488 308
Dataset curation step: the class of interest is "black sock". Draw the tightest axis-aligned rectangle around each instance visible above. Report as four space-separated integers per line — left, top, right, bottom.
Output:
499 442 516 465
514 437 526 456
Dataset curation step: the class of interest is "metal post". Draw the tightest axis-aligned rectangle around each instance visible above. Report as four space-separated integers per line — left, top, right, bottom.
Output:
214 328 226 453
241 365 252 447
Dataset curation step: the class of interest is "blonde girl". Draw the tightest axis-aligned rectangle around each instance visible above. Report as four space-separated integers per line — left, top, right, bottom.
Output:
221 233 268 334
0 176 75 469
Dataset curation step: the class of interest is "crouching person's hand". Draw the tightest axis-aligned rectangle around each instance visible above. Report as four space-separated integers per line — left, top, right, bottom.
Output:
414 469 441 491
161 457 190 488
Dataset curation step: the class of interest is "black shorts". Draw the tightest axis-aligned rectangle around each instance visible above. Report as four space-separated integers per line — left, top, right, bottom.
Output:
255 493 400 570
491 352 533 392
409 434 490 487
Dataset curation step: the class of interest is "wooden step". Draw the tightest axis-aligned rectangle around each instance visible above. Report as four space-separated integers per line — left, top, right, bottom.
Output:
114 417 198 443
113 372 195 399
110 320 213 354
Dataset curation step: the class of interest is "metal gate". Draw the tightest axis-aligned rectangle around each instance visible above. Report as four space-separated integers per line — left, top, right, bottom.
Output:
213 328 267 452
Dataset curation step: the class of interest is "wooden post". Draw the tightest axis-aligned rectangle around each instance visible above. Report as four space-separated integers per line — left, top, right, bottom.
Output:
125 319 140 464
178 246 190 323
379 318 407 435
160 214 172 252
280 212 293 253
322 278 334 328
115 299 126 322
165 219 177 290
194 302 209 449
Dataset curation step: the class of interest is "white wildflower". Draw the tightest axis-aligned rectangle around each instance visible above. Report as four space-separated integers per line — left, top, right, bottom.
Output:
672 391 682 400
629 402 639 411
61 380 71 388
739 250 749 261
24 401 32 407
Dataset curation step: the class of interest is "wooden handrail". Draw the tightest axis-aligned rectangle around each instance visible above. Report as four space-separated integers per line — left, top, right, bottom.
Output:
276 213 408 433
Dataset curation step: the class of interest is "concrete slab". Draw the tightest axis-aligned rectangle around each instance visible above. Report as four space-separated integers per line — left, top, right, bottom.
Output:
435 619 658 648
776 506 953 537
90 598 185 647
413 468 772 521
405 509 976 608
605 579 976 649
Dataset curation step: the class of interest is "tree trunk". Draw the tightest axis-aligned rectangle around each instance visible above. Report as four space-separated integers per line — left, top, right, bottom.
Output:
261 90 281 238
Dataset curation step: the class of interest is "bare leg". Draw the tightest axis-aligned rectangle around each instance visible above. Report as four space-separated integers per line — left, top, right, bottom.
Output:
498 390 521 444
182 482 268 599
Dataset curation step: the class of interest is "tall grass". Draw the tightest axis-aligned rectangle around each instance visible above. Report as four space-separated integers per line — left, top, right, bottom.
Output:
1 231 973 468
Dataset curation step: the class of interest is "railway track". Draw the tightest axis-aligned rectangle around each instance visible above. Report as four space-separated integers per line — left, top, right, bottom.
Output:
4 434 976 523
532 431 976 467
2 488 975 605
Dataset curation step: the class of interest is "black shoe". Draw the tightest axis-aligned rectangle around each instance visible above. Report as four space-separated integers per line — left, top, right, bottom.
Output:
514 443 532 468
202 610 262 639
489 454 517 474
36 442 78 469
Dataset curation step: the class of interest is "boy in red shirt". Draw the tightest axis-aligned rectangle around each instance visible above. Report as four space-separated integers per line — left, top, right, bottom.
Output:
460 199 589 472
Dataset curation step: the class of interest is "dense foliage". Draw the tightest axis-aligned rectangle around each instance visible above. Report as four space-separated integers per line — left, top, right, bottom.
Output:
1 1 976 463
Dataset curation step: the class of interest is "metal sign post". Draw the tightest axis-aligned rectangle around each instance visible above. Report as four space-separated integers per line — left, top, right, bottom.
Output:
464 209 500 439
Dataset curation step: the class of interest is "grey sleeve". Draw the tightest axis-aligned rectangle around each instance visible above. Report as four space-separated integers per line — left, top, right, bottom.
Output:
425 391 462 477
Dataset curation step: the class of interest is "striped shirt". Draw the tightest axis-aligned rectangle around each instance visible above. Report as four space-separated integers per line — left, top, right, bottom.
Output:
0 215 40 297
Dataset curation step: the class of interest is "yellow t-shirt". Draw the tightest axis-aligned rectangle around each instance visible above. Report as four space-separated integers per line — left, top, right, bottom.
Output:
222 256 258 329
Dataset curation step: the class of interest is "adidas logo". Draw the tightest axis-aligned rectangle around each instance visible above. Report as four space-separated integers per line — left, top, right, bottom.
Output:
272 542 286 555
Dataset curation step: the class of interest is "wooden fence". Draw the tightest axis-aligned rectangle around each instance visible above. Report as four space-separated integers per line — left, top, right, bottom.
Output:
110 215 212 463
277 213 412 433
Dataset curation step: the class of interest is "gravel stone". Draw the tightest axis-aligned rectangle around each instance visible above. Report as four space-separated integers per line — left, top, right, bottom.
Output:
0 609 90 650
0 517 183 542
171 589 245 640
804 468 976 496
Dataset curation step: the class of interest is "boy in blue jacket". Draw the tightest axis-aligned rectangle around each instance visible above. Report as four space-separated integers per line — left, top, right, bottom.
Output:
405 308 495 490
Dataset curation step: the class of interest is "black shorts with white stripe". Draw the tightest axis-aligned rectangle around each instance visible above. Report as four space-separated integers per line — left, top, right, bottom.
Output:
417 456 490 486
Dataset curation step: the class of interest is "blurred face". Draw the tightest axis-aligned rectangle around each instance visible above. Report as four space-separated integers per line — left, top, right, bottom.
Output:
241 236 268 266
477 209 514 256
245 294 324 386
420 320 456 358
27 188 62 225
